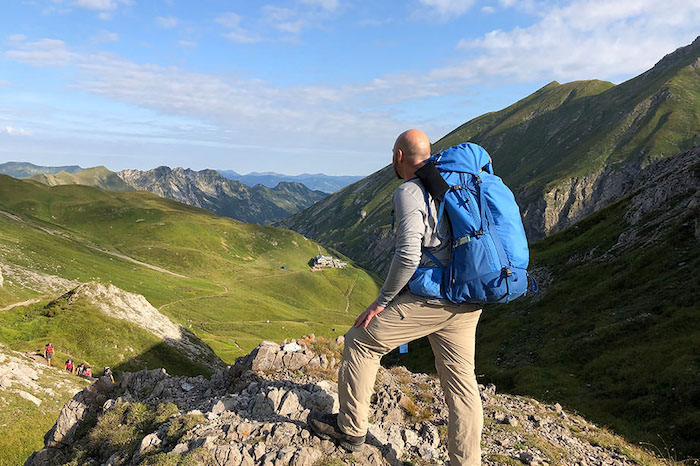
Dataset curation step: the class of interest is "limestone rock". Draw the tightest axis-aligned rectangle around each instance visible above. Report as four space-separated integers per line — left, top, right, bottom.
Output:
137 432 161 456
25 334 659 466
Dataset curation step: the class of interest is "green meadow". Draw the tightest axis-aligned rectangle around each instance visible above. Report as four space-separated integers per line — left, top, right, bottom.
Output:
0 175 380 366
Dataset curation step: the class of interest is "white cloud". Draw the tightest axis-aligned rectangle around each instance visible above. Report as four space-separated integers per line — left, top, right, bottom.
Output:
215 12 242 28
4 126 33 136
419 0 476 17
223 31 262 44
216 12 262 44
481 5 496 13
260 3 339 38
275 20 305 34
156 16 179 29
3 41 419 157
178 40 197 48
8 34 27 42
262 6 296 22
299 0 340 11
91 30 120 43
447 0 700 82
68 0 130 19
5 38 77 67
72 0 123 11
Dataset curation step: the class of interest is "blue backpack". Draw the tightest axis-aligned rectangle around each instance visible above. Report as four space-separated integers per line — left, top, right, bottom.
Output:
408 142 537 304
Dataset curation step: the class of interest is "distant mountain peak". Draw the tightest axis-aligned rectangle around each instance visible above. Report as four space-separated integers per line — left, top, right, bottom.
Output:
116 166 326 224
0 162 83 178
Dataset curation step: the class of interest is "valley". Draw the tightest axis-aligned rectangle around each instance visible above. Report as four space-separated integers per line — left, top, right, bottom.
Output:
1 33 697 466
0 175 380 463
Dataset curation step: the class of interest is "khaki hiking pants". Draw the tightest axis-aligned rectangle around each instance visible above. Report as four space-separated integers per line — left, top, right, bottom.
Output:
337 291 483 466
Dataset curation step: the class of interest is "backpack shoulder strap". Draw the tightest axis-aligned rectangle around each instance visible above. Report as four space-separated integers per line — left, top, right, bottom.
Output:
421 247 444 268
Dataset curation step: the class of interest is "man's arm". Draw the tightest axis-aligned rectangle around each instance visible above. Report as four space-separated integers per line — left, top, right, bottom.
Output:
355 185 425 328
376 184 425 307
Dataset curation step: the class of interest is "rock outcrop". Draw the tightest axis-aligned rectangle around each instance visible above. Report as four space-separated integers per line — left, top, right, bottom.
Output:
0 262 79 296
26 338 661 465
521 146 699 241
49 281 223 370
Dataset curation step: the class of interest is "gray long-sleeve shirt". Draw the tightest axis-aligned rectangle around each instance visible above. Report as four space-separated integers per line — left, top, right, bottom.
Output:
376 179 451 307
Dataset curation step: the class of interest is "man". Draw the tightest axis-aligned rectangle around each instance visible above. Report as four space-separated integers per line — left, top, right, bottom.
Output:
309 129 483 466
104 366 115 384
44 343 54 366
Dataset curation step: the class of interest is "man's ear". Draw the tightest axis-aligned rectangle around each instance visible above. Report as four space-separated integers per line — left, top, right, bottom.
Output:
396 148 403 164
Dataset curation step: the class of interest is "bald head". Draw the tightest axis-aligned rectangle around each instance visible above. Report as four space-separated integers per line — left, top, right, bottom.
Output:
394 129 431 163
392 129 431 180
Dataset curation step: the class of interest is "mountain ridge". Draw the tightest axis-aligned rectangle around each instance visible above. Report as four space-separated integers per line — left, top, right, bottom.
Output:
280 37 700 276
28 165 132 192
0 162 83 178
117 166 327 225
217 170 363 193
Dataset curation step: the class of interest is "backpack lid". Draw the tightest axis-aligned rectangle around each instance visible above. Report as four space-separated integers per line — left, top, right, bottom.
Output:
431 142 493 175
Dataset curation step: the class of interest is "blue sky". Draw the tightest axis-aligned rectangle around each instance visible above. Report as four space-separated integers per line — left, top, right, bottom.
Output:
0 0 698 176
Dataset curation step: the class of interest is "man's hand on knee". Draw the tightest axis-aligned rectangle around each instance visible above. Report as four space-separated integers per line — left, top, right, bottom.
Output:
354 301 386 328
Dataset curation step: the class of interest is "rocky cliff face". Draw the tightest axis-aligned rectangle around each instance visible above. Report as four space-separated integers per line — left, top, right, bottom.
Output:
522 146 699 240
26 337 666 466
118 167 326 225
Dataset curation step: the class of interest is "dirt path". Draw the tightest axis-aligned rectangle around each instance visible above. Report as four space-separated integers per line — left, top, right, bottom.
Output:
0 298 42 312
159 284 231 311
343 277 357 313
88 246 188 278
0 209 188 279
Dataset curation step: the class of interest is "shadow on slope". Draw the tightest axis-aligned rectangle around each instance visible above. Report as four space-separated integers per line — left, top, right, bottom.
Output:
0 298 219 379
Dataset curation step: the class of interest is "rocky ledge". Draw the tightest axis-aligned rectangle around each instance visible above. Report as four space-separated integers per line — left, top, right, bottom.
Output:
26 337 662 465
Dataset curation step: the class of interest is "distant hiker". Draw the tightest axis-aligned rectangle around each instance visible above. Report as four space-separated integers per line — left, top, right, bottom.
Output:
104 366 114 384
83 365 92 378
76 363 84 376
309 129 484 465
65 359 74 373
44 343 54 366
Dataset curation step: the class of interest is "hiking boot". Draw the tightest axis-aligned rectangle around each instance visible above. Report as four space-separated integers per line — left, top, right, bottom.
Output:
308 411 365 452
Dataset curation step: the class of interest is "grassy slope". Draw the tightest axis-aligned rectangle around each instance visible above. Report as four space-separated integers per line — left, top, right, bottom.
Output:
28 166 133 192
0 347 91 466
384 199 700 458
436 42 700 194
0 297 212 378
0 175 380 363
